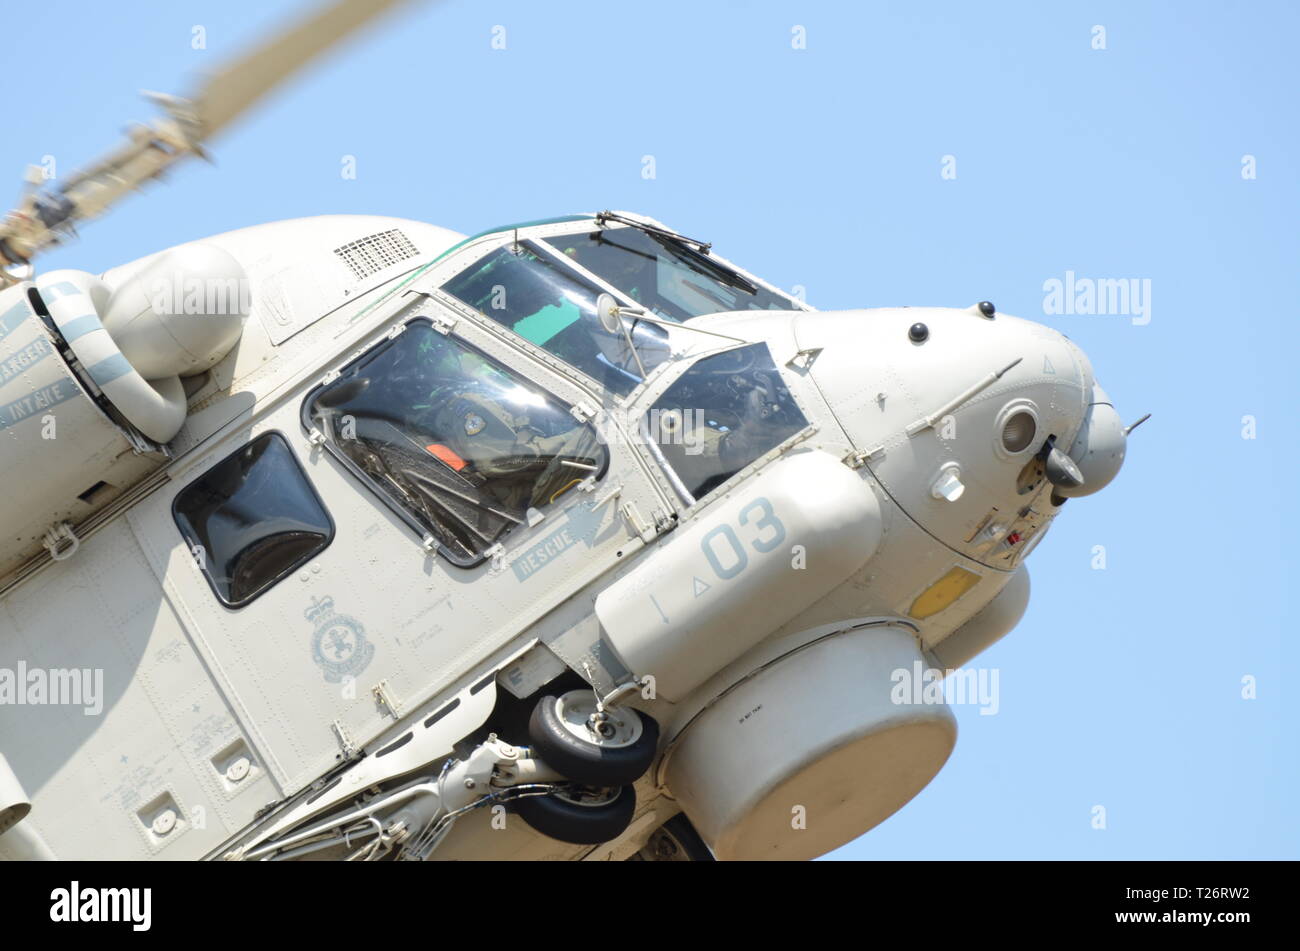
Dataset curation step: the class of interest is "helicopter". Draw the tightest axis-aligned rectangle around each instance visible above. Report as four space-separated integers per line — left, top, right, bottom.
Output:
0 0 1141 862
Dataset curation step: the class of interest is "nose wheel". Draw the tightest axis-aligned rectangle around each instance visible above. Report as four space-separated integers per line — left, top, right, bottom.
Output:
630 814 716 862
527 689 659 787
511 690 660 845
510 784 638 846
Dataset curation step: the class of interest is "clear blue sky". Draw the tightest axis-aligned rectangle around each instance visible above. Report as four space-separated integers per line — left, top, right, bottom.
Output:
6 0 1295 859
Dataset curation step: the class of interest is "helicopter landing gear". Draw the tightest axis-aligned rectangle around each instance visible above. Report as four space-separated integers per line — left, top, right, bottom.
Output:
511 690 660 845
526 690 659 787
630 813 716 862
510 783 637 845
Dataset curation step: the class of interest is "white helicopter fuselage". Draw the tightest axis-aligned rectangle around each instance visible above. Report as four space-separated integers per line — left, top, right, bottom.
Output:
0 211 1127 861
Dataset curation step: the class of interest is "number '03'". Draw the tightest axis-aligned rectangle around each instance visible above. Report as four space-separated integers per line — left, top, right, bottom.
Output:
700 498 786 580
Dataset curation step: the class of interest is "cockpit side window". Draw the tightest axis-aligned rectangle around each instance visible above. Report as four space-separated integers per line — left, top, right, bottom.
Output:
303 320 608 566
643 343 808 501
439 242 668 397
542 227 795 322
173 432 334 607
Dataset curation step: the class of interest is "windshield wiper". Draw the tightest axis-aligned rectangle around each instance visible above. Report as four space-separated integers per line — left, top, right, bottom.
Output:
660 233 759 296
595 210 711 251
593 210 759 297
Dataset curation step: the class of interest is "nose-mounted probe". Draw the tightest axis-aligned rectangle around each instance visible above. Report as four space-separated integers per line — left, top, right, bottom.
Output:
905 357 1024 438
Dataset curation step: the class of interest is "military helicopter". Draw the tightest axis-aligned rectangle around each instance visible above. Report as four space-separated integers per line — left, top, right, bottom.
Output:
0 0 1141 862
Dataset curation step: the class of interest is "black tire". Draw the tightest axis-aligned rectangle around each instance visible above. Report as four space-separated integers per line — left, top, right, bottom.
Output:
528 694 660 786
512 785 637 845
653 814 716 862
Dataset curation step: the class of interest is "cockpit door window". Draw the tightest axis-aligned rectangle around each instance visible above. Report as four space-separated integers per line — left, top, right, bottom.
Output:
303 319 609 567
642 343 809 501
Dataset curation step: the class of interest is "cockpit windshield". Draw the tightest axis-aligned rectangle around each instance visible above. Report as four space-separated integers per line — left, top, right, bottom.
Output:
542 226 794 322
440 241 669 397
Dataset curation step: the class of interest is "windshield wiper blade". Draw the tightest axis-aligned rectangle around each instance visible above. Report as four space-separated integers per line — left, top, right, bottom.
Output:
661 233 759 296
595 210 711 251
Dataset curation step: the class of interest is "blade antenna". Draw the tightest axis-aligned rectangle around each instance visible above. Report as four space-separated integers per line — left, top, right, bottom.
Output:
1123 413 1151 436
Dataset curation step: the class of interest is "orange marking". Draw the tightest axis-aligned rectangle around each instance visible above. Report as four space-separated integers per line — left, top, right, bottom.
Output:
426 444 467 470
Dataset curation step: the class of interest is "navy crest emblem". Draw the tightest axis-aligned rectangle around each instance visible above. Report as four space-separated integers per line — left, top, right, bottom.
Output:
306 595 375 683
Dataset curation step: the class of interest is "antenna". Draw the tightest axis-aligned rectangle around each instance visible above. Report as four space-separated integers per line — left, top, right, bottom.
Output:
1123 413 1152 436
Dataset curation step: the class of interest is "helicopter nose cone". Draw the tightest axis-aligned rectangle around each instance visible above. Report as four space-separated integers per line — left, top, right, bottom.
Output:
1055 385 1126 498
793 305 1109 565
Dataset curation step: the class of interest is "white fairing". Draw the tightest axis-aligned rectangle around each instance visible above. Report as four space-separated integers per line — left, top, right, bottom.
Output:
100 243 249 379
664 625 956 860
1058 384 1127 498
930 564 1031 669
37 271 190 443
596 450 882 701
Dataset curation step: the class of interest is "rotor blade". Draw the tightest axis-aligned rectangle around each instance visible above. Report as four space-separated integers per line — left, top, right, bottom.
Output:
194 0 422 137
0 0 427 277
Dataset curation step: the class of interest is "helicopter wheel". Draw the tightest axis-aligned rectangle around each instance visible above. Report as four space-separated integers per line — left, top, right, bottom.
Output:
630 813 716 862
528 690 660 786
511 784 637 845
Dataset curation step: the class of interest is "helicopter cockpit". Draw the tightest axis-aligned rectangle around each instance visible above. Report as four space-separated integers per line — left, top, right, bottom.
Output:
297 216 815 567
438 218 802 400
432 217 814 510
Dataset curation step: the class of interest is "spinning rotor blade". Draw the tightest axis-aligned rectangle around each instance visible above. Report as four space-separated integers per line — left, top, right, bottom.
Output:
0 0 424 281
196 0 416 138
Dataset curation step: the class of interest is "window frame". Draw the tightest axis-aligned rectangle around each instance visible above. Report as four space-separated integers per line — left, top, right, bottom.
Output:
299 316 610 568
172 429 336 609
